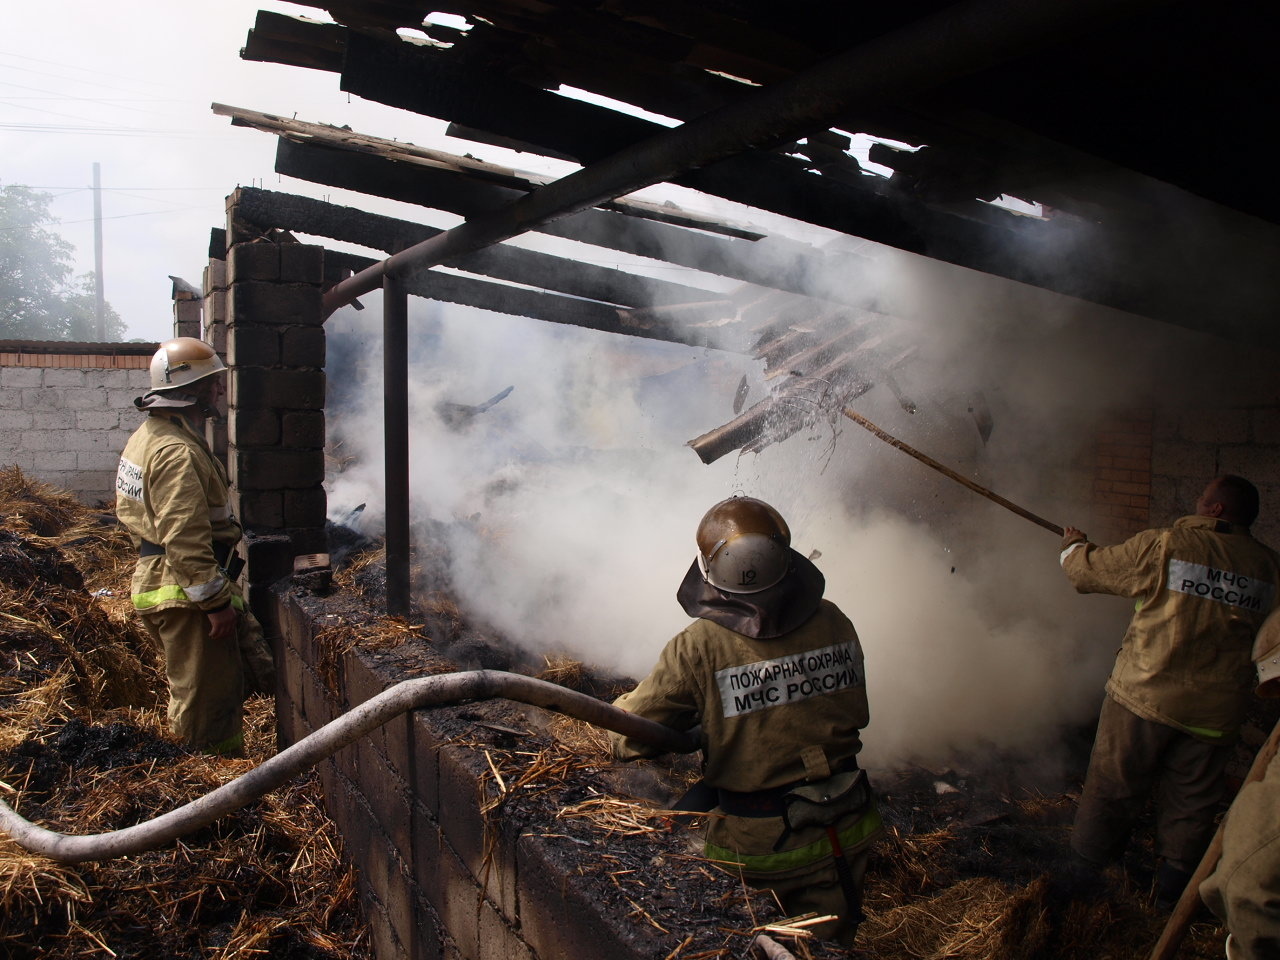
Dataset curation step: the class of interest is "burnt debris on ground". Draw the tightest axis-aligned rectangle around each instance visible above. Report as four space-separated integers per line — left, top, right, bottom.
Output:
0 467 368 960
316 516 1234 960
1 465 1236 959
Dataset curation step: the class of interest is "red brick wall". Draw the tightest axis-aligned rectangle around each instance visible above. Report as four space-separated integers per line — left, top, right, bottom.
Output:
0 350 150 368
1091 411 1154 543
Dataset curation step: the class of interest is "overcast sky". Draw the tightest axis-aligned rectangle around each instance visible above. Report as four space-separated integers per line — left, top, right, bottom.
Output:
1 1 523 342
3 2 918 344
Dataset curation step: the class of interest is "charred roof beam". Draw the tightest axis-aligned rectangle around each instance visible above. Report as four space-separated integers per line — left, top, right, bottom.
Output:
313 0 1173 317
324 249 726 348
228 186 721 310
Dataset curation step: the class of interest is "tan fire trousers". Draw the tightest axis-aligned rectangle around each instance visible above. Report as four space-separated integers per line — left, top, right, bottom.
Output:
755 849 870 946
142 605 271 754
1073 694 1231 873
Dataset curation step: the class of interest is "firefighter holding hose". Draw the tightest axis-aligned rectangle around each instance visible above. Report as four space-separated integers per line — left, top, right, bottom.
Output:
610 496 883 946
1059 475 1280 909
115 337 274 756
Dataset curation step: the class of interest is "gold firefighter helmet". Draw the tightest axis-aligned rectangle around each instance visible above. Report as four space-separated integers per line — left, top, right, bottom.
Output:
148 337 225 392
696 496 791 594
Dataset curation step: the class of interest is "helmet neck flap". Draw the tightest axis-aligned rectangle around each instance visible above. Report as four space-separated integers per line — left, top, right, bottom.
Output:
677 549 825 639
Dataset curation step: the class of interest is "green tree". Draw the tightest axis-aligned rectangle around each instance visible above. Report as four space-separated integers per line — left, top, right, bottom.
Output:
0 182 125 341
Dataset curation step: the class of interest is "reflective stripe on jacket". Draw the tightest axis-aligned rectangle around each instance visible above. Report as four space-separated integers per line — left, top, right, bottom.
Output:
115 412 241 614
1062 514 1280 739
611 601 881 876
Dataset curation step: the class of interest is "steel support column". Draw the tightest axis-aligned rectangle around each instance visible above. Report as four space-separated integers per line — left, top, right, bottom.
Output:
383 273 411 616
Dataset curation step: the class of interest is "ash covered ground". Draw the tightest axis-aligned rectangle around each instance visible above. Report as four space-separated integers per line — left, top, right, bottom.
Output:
322 512 1239 960
0 466 1244 959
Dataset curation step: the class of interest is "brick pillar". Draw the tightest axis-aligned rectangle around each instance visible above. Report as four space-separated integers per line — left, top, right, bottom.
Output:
1092 410 1154 543
224 216 327 627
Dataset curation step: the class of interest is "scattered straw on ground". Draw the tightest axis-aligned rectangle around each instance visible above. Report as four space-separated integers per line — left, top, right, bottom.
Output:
0 467 369 960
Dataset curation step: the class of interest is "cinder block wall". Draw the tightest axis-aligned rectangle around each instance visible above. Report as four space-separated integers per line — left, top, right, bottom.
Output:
1153 402 1280 548
222 193 329 626
272 589 671 960
0 346 154 504
1081 393 1280 549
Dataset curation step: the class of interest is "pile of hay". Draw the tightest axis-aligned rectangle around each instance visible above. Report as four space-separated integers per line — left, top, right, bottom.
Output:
0 467 368 959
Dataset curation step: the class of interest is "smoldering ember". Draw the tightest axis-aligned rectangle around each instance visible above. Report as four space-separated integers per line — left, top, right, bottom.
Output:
4 2 1280 960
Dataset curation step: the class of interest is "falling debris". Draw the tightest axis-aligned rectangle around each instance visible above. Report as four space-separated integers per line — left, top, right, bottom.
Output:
437 384 515 430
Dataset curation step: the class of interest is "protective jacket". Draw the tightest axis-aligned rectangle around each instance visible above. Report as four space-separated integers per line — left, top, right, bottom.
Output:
1200 749 1280 960
612 567 882 879
1061 515 1280 740
115 411 241 613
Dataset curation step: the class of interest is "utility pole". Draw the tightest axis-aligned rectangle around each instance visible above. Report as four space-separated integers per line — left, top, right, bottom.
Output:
92 163 105 340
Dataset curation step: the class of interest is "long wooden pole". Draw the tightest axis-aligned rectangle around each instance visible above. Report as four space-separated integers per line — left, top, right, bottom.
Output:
840 407 1064 536
1148 714 1280 960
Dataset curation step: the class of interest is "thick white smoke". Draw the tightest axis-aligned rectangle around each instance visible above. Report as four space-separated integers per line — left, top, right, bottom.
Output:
322 241 1228 768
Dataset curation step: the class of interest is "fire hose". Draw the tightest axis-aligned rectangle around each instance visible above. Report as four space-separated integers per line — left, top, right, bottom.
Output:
0 670 698 864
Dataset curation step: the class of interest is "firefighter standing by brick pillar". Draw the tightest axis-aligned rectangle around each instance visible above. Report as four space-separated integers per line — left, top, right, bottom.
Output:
115 337 275 756
1059 475 1280 908
610 496 883 946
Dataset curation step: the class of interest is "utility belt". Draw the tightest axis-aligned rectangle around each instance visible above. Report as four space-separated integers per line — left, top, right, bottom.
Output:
139 538 245 581
677 756 867 820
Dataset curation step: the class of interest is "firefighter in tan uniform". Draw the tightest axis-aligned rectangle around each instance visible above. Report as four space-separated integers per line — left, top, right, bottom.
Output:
611 497 882 946
1200 613 1280 960
115 337 274 755
1060 475 1280 907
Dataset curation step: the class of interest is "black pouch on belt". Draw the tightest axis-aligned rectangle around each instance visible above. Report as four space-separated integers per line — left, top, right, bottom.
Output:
773 769 873 852
212 542 245 581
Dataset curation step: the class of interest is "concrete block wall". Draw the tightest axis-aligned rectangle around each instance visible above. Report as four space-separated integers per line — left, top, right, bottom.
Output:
1153 400 1280 549
0 348 153 505
272 589 676 960
1079 394 1280 548
223 195 329 623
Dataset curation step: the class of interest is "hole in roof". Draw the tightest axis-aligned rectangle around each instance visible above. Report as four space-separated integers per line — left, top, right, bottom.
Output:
555 86 680 128
425 12 473 31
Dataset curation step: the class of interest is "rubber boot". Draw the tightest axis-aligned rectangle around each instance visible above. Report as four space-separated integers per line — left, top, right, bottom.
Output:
1154 862 1193 911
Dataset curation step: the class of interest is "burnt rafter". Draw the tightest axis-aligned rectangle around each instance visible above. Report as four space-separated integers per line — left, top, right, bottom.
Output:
240 2 1280 346
227 187 721 309
323 249 723 348
215 103 764 241
255 126 885 311
332 27 1280 343
245 18 1168 319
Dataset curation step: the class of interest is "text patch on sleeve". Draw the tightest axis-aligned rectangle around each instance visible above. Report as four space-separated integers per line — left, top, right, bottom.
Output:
115 457 144 503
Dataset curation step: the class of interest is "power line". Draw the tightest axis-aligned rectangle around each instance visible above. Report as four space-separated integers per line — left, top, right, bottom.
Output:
18 186 226 192
0 77 183 117
0 49 172 97
0 121 221 139
0 207 210 234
